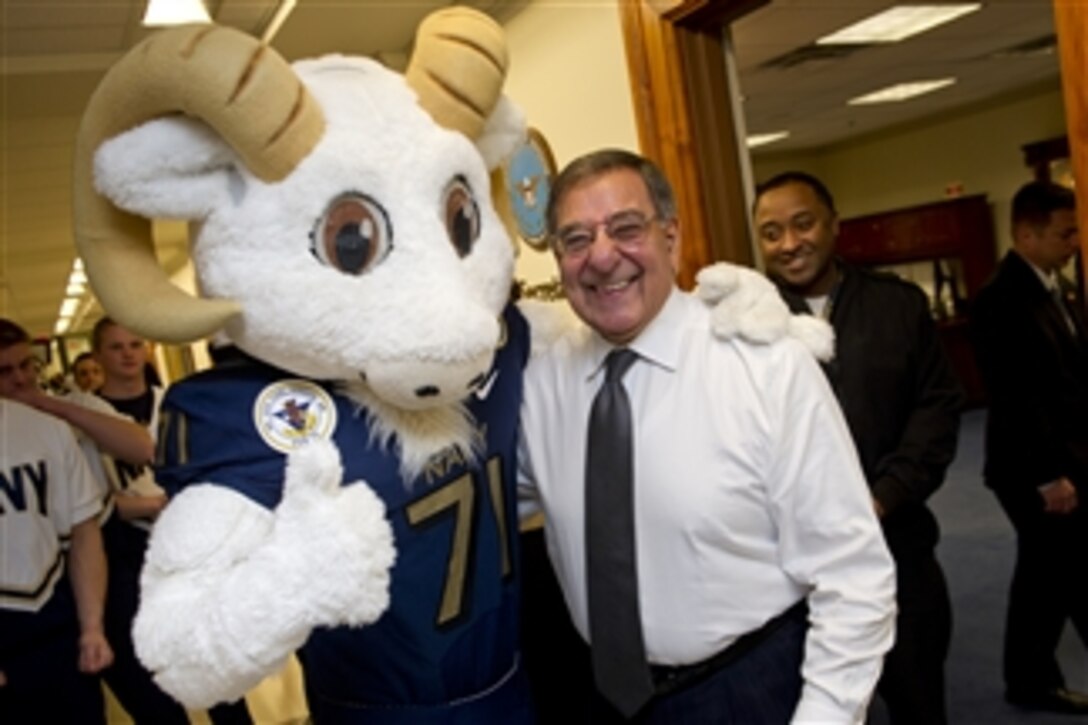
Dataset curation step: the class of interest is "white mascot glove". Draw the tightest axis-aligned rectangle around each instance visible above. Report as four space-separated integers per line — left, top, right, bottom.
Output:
695 262 835 361
134 439 396 708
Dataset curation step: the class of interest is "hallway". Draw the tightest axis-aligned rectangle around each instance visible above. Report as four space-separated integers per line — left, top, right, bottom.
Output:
870 408 1086 723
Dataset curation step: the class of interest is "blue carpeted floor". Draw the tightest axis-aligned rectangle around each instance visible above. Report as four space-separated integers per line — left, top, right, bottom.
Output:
869 409 1087 724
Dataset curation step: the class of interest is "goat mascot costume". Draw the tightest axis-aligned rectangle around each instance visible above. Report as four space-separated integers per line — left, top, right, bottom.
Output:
72 7 829 722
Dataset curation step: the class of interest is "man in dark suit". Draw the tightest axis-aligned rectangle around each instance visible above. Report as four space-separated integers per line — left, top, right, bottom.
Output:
970 180 1088 714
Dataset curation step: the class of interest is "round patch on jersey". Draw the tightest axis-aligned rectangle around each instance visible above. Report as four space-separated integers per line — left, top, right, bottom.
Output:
253 380 338 453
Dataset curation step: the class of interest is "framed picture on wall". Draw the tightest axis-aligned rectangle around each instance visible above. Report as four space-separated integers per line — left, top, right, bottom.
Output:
503 128 557 251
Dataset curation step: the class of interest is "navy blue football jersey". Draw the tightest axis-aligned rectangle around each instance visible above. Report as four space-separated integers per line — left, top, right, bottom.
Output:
156 305 530 715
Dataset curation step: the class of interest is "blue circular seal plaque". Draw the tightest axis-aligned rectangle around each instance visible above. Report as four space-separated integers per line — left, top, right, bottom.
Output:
504 128 557 250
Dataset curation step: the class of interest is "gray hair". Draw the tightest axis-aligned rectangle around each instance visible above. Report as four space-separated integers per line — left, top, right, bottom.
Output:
546 149 676 236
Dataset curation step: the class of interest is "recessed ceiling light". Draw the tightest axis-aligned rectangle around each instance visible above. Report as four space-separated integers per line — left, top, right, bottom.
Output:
848 78 956 105
59 297 80 319
143 0 212 27
57 258 90 335
746 131 791 148
818 4 981 45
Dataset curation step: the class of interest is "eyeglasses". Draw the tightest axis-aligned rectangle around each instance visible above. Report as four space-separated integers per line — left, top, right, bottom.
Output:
552 210 662 258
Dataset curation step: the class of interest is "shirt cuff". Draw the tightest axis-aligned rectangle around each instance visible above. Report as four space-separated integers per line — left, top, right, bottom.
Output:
791 686 866 724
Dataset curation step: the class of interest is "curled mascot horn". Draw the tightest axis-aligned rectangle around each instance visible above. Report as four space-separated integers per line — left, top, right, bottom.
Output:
74 7 509 344
73 24 325 343
405 7 509 139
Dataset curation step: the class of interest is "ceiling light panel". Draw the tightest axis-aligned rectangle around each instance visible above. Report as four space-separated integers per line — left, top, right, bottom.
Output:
818 4 981 45
848 78 957 105
59 297 80 319
143 0 212 27
746 131 791 148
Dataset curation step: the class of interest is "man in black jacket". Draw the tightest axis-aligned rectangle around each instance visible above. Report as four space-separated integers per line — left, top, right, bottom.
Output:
970 180 1088 714
754 172 964 725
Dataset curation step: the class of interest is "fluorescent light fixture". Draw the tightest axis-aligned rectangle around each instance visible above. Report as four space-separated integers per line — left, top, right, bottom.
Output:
747 131 791 149
848 78 955 105
57 258 89 336
143 0 212 27
818 4 981 45
59 297 80 319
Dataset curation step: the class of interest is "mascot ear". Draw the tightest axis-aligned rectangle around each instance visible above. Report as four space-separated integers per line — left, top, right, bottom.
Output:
476 95 527 171
94 116 236 220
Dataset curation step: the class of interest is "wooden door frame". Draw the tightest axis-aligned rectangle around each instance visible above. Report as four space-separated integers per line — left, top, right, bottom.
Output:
1053 1 1088 306
617 0 768 288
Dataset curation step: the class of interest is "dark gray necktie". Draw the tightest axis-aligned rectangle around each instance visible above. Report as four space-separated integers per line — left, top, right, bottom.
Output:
585 348 655 717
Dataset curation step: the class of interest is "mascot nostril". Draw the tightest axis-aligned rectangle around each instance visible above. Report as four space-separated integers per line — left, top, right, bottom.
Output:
414 385 440 398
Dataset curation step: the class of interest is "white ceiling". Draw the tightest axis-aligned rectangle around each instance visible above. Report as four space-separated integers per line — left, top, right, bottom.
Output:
0 0 1063 339
732 0 1061 153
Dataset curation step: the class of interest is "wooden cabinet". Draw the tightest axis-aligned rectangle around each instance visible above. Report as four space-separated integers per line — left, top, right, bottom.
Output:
837 195 997 406
838 194 996 299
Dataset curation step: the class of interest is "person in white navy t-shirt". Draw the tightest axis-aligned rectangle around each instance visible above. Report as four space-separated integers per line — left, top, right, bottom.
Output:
0 319 115 722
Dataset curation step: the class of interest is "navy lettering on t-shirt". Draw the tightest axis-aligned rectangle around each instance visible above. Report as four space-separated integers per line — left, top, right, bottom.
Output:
0 460 48 515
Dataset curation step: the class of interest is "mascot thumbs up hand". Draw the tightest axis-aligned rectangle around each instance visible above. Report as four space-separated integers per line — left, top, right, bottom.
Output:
134 439 393 708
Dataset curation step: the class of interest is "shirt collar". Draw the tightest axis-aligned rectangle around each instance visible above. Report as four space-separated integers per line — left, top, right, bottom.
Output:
583 286 683 381
1014 249 1058 291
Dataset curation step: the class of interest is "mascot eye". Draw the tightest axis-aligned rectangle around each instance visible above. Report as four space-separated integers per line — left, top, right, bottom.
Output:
312 193 392 275
444 177 480 258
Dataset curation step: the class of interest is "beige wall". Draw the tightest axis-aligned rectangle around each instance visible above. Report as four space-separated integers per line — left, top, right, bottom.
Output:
752 84 1068 254
504 0 639 286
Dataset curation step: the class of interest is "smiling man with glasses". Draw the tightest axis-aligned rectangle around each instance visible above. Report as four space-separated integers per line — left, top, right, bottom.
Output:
518 149 896 723
546 152 680 347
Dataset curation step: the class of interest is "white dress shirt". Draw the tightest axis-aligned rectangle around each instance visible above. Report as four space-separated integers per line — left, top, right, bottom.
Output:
518 288 896 723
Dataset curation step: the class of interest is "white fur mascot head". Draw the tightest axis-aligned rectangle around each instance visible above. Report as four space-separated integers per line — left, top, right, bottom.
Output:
75 8 525 476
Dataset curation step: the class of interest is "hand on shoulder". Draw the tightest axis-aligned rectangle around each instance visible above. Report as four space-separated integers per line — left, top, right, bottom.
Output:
696 262 835 361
